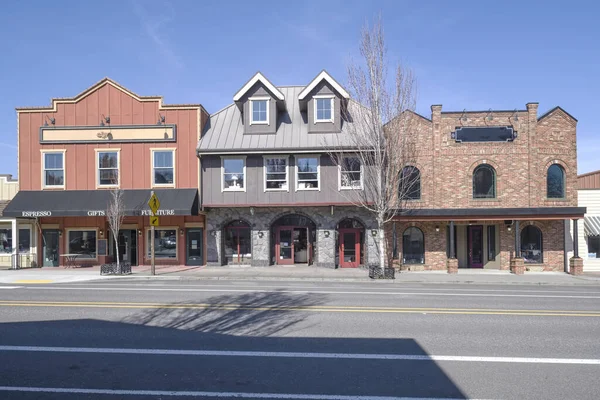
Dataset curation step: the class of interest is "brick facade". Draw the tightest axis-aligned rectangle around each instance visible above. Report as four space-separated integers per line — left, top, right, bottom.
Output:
392 104 578 272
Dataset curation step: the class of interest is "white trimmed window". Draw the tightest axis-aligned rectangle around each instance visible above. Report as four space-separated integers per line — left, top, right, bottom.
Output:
152 149 175 187
339 157 362 189
250 97 269 125
222 157 246 191
97 150 120 187
314 96 334 123
296 156 320 190
264 157 289 191
42 151 65 188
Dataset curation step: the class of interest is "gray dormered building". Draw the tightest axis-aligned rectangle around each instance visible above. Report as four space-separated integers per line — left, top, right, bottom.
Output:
198 71 380 268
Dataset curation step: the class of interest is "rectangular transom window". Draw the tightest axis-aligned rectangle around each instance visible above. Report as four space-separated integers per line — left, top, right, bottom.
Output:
153 150 175 186
250 98 268 124
222 157 246 191
147 229 177 259
68 230 97 259
264 157 288 191
340 157 362 189
43 152 65 187
315 97 333 122
97 151 119 187
296 156 319 190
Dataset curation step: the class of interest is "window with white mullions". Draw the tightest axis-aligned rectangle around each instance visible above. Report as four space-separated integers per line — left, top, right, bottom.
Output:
315 97 333 122
340 157 362 189
251 99 268 124
265 157 288 190
98 151 119 186
296 157 319 190
223 158 245 191
43 152 64 187
153 150 174 185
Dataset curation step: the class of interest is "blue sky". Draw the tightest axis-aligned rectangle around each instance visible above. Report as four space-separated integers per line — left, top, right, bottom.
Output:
1 0 598 176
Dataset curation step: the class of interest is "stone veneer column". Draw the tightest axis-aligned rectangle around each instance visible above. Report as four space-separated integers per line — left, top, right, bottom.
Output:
251 228 270 266
569 257 583 275
366 228 380 266
316 229 335 268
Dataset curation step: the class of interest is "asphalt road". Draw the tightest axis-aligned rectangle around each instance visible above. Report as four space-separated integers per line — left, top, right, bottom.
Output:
1 279 599 399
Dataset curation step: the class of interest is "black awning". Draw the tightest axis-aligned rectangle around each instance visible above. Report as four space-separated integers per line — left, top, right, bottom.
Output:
3 189 199 218
393 207 587 221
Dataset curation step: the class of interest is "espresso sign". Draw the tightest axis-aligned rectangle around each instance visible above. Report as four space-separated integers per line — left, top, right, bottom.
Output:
22 211 52 217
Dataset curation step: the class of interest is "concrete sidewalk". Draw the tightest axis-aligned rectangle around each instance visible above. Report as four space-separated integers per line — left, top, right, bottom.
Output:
2 265 600 285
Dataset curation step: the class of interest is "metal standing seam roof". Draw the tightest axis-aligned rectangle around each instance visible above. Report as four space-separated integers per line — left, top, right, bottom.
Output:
197 86 362 154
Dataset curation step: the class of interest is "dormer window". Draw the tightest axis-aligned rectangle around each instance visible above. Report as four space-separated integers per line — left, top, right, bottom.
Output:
250 97 269 125
314 96 334 123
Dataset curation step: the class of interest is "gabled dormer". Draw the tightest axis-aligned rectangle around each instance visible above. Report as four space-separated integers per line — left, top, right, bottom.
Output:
298 70 350 133
233 72 285 134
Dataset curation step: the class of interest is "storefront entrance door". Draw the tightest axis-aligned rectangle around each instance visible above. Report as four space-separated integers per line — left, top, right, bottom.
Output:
186 229 203 266
468 225 484 268
117 230 137 266
339 229 360 268
276 227 294 265
42 229 59 267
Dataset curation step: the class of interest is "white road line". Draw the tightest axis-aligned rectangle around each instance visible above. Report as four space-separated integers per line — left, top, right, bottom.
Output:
23 286 600 299
52 283 600 294
0 386 484 400
1 345 599 365
0 286 21 289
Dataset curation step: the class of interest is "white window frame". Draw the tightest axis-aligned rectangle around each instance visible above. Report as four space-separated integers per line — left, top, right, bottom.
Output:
295 155 321 192
249 97 270 125
66 228 99 261
95 149 121 189
145 227 179 260
338 156 364 190
221 156 247 192
263 156 289 192
151 148 176 188
41 149 66 189
314 95 334 123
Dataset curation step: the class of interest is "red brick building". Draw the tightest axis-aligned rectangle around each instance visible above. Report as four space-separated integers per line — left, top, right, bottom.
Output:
390 104 585 273
4 78 209 268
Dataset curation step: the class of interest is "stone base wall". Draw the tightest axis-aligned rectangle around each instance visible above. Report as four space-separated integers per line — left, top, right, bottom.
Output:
205 207 380 267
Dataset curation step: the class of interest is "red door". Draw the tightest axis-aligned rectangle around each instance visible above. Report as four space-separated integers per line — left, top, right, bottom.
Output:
339 229 360 268
276 227 294 265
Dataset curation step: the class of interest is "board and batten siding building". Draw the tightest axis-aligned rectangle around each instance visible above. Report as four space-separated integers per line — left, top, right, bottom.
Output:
571 170 600 271
4 78 208 268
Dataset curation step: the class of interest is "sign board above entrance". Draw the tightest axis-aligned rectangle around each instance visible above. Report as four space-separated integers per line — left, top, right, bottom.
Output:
39 124 177 144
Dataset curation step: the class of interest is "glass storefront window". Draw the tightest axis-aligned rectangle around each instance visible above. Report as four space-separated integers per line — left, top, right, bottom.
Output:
147 229 177 259
224 221 251 264
0 228 31 253
0 229 11 253
68 230 97 259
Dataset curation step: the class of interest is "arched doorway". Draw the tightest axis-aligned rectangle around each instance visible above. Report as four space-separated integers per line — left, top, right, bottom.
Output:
337 218 365 268
223 220 251 265
271 214 316 265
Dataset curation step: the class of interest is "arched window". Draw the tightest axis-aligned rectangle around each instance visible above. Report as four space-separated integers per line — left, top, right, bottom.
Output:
402 227 424 264
547 164 565 199
521 225 543 264
223 220 251 265
473 164 496 199
399 166 421 200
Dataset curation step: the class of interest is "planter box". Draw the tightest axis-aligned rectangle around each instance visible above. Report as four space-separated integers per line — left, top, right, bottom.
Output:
368 265 395 280
100 262 132 275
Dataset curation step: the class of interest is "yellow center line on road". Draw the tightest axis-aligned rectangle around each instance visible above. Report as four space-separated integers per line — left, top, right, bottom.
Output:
0 300 599 317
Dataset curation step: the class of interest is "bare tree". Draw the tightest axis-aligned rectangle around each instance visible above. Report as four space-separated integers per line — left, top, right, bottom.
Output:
328 17 418 272
107 188 125 271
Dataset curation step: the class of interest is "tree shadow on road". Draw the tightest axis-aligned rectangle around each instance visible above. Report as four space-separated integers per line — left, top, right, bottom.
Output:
121 291 326 337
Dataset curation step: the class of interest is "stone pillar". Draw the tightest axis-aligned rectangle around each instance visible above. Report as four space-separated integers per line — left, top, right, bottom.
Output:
447 258 458 274
206 228 221 266
569 257 583 275
510 257 525 275
316 229 335 268
11 219 18 269
366 228 380 266
251 229 269 267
